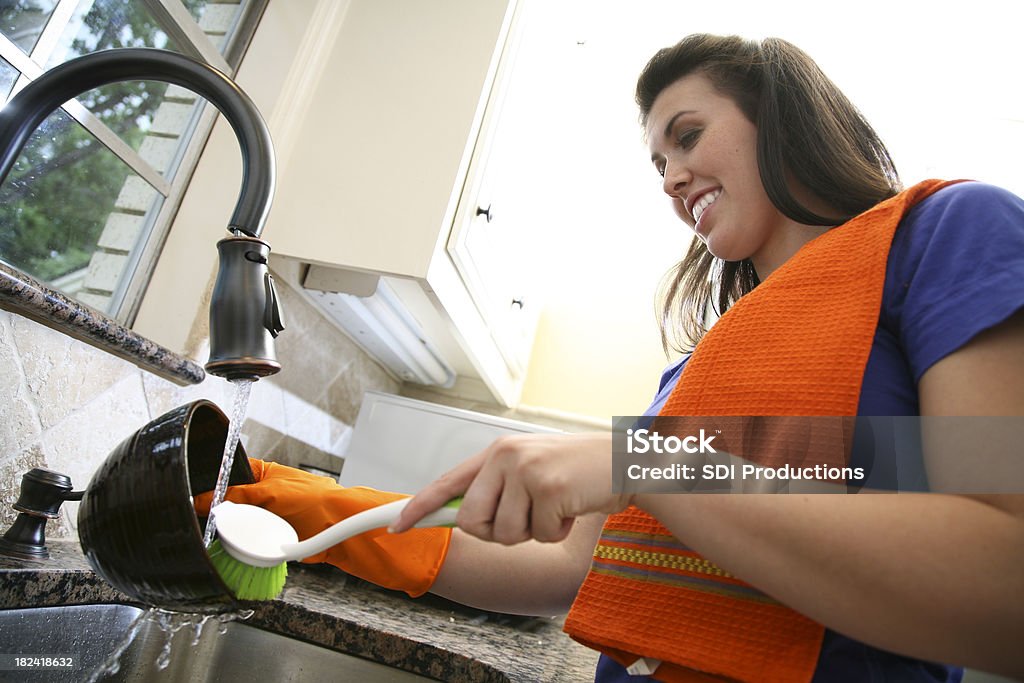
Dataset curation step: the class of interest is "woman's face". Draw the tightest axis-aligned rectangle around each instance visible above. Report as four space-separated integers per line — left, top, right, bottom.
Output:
646 73 793 270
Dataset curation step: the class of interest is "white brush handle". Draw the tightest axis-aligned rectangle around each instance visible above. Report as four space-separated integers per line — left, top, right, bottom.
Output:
281 497 459 562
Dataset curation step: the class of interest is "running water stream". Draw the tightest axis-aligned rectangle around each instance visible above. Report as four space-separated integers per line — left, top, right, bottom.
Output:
202 377 255 547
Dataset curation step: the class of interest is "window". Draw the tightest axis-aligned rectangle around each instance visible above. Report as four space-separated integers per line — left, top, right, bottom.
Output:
0 0 265 322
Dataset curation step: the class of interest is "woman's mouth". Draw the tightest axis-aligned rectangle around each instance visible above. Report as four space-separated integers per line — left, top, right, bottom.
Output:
692 189 721 234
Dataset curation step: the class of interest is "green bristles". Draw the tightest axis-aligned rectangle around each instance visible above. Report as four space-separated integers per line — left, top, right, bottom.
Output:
208 539 287 601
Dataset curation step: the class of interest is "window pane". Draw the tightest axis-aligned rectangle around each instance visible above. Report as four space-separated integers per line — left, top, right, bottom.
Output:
182 0 246 54
0 109 163 315
44 0 177 66
80 79 176 152
39 0 205 170
0 0 58 54
0 56 17 101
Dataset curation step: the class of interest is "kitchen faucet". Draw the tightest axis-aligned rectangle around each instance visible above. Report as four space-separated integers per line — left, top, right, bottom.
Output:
0 48 284 380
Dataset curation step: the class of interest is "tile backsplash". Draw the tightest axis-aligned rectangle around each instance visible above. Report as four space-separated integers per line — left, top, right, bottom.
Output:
0 273 399 539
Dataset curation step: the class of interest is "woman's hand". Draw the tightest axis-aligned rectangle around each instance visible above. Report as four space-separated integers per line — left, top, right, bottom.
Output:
391 432 630 545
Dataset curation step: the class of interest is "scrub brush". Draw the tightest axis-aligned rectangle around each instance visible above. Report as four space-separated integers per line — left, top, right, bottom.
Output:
208 538 287 600
207 497 461 601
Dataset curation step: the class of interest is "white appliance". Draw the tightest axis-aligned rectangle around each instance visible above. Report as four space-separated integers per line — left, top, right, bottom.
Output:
340 391 560 494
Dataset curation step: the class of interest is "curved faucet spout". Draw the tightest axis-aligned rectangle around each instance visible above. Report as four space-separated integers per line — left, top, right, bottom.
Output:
0 48 274 237
0 48 282 380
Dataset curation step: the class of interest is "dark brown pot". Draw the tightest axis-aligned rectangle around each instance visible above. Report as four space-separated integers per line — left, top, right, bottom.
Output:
78 400 254 612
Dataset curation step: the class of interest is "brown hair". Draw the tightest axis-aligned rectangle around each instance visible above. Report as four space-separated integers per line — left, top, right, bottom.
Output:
637 34 901 353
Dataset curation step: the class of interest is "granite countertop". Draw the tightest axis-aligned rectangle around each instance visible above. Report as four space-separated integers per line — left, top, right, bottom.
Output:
0 540 599 682
0 262 204 386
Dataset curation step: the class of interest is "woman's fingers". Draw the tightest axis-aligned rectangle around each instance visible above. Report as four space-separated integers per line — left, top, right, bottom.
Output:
489 474 533 545
529 489 576 543
456 454 505 540
390 453 483 533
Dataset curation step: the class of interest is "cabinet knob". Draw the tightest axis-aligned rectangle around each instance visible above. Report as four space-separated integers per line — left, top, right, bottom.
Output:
476 204 495 223
511 298 524 310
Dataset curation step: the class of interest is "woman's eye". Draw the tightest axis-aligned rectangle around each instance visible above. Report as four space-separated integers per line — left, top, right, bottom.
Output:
677 129 702 149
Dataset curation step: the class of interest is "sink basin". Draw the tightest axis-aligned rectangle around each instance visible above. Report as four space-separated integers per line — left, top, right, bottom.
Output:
0 604 433 682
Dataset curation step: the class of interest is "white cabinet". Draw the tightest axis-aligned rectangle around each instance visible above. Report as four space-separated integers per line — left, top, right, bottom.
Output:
444 7 542 382
264 0 537 406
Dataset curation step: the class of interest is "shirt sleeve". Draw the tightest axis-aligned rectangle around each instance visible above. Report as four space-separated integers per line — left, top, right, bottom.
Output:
642 355 690 416
884 181 1024 382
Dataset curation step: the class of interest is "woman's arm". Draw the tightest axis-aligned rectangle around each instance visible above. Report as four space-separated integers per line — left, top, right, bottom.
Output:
637 310 1024 678
411 433 615 616
429 513 604 617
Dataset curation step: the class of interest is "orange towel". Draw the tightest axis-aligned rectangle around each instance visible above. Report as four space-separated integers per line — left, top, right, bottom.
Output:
564 179 964 682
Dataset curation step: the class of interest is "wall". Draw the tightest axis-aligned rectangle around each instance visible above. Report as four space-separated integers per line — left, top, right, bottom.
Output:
0 272 398 540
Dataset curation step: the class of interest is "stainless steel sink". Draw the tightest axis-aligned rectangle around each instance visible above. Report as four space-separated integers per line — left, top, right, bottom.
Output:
0 604 433 682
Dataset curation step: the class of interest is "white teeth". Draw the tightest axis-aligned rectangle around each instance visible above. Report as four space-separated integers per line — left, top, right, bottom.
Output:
692 189 721 223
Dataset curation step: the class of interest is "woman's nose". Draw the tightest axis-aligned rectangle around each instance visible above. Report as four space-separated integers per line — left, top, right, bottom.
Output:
662 159 691 198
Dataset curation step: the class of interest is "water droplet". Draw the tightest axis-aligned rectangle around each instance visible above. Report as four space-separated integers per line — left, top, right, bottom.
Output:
191 615 211 646
156 635 172 670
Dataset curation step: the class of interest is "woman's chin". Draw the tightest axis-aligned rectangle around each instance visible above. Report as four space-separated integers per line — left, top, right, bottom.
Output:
702 232 726 258
704 237 747 263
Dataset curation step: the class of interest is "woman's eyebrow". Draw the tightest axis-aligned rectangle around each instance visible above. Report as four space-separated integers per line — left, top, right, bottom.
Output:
662 110 696 139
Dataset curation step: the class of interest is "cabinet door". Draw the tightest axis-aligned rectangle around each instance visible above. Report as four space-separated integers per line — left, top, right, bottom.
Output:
447 2 541 378
451 179 541 379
